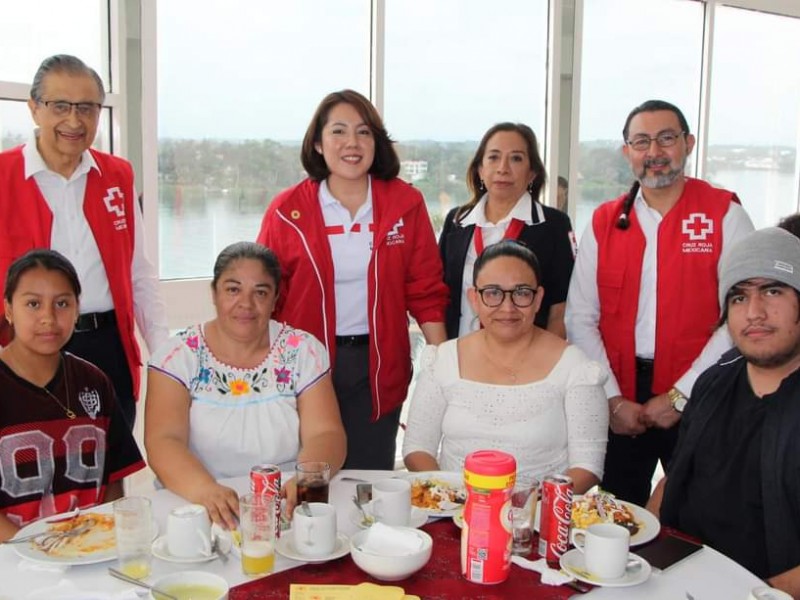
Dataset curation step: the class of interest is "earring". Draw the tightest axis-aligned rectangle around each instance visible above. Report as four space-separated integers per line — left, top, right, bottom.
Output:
527 181 535 194
479 179 486 192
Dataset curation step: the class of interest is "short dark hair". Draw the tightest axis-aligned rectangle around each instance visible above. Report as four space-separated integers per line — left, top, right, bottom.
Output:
472 240 542 287
460 123 546 222
30 54 105 103
300 89 400 181
212 242 281 290
778 213 800 239
622 99 690 140
4 249 81 303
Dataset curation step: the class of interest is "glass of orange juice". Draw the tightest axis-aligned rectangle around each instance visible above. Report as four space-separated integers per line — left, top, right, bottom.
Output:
113 496 153 579
240 493 276 577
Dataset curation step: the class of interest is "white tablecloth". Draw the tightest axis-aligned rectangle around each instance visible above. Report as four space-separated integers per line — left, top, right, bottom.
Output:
0 470 766 599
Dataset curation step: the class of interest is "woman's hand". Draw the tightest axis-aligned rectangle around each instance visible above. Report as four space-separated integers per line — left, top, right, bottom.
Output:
195 481 240 530
282 477 298 520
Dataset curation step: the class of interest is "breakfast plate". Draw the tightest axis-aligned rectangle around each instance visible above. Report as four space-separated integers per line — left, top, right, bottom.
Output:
401 471 466 517
12 503 158 566
534 494 660 546
276 532 350 563
560 549 652 587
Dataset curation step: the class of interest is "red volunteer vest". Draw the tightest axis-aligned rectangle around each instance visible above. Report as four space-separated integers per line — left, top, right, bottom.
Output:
0 146 142 396
593 178 736 400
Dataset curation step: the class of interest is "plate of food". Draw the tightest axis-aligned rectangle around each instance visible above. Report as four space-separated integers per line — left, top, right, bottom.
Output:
534 492 660 546
403 471 466 517
11 503 157 565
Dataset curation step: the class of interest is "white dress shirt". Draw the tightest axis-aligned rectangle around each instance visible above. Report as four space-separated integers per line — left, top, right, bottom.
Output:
456 192 542 336
23 133 168 352
565 187 754 399
319 178 373 336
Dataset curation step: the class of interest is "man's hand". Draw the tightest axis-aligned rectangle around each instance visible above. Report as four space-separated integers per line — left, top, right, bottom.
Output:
640 393 681 429
609 396 647 436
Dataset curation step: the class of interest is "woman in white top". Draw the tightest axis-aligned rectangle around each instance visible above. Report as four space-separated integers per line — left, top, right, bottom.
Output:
145 242 346 528
403 240 608 493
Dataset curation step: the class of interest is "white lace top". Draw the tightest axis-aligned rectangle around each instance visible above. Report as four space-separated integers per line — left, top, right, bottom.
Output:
402 340 608 478
148 320 329 479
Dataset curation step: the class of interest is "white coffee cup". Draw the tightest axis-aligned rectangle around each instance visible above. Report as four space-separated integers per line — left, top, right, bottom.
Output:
748 586 793 600
370 478 411 526
570 523 630 579
167 504 213 558
292 502 337 558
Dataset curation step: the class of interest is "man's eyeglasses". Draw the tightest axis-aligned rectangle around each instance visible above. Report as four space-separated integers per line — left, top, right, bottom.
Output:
626 131 685 152
39 100 102 118
476 285 538 308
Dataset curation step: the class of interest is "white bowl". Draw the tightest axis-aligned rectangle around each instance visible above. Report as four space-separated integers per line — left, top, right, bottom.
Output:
349 527 433 581
149 570 229 600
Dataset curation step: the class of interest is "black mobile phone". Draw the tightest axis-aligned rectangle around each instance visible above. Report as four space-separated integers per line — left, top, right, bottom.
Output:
634 534 703 571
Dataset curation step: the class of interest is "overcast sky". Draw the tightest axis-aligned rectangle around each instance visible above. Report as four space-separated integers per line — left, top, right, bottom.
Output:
1 0 799 146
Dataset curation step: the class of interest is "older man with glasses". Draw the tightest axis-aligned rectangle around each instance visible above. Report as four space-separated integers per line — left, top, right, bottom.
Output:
0 54 168 430
565 99 754 506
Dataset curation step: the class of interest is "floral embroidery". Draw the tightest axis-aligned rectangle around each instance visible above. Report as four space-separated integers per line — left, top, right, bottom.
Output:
198 367 211 384
275 367 291 384
230 379 250 395
286 334 303 348
186 335 199 350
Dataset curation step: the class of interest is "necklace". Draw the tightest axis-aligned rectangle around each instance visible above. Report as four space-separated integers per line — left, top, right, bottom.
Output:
41 359 76 419
480 331 537 384
2 351 76 419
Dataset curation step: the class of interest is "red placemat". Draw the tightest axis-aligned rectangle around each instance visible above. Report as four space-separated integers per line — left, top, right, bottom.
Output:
230 520 577 599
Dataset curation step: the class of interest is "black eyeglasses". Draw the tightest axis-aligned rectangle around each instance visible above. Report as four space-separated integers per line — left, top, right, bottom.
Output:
38 100 102 118
476 285 538 308
626 131 685 152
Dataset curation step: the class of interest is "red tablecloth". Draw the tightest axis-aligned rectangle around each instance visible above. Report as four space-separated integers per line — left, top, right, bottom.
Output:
230 520 577 599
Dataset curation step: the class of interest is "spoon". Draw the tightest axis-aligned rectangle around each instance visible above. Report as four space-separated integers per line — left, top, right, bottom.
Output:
108 568 178 600
352 496 374 527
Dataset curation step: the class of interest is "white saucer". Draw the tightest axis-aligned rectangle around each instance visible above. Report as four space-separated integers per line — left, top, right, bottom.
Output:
560 549 651 587
152 535 224 564
349 505 428 530
276 532 350 563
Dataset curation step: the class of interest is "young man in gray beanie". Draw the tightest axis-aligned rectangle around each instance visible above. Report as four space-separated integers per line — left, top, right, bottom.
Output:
649 227 800 596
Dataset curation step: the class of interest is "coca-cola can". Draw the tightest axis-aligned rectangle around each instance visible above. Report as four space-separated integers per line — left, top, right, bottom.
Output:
537 474 573 564
250 464 281 537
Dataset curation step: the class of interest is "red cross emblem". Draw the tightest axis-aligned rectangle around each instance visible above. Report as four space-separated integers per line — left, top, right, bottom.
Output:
681 213 713 241
103 187 126 218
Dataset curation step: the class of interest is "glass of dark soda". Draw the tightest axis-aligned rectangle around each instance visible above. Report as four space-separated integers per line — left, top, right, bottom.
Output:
296 461 331 503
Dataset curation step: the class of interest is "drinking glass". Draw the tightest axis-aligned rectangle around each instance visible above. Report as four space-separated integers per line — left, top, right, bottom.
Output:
113 496 153 579
296 461 331 503
240 493 276 577
510 475 539 556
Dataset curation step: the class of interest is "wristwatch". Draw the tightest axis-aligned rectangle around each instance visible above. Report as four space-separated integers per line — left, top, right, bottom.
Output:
668 387 688 413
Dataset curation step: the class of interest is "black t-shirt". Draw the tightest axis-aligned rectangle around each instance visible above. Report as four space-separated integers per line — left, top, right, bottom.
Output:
678 368 769 577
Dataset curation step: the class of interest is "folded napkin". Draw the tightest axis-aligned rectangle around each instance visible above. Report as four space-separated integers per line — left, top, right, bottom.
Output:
25 580 143 600
511 555 575 586
360 522 424 556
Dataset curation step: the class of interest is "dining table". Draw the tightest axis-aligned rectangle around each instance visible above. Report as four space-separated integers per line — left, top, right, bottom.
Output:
0 469 767 599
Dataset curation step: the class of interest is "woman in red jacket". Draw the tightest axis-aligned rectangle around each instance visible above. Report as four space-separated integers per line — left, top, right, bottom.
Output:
257 90 448 469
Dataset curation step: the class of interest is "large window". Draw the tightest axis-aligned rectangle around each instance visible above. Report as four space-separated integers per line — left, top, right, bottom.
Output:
573 0 704 237
704 6 800 229
156 1 371 280
383 0 549 230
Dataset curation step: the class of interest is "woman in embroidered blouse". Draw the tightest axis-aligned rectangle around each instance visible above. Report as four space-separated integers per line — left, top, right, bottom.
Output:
403 240 608 494
440 123 575 339
145 242 346 528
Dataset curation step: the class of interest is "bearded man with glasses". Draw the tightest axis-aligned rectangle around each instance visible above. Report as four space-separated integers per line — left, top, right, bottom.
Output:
0 54 168 430
565 99 754 506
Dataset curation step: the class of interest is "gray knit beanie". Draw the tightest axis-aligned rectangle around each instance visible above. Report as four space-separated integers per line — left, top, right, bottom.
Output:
719 227 800 309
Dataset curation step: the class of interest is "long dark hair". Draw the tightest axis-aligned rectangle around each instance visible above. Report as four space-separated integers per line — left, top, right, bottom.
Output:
458 122 546 223
4 249 81 302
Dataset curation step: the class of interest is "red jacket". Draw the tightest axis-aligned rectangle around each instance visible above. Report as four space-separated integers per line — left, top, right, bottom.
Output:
593 178 736 400
257 178 448 420
0 146 142 396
